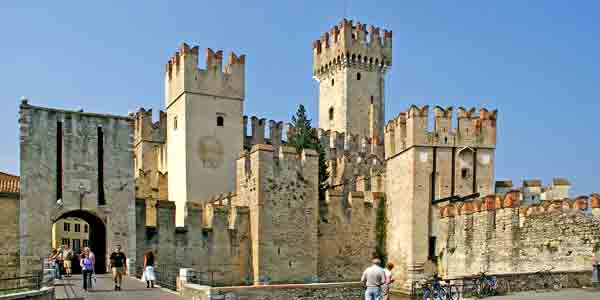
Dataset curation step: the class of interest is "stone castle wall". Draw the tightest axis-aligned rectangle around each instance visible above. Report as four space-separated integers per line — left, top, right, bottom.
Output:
0 194 19 277
317 190 382 282
19 101 135 272
438 192 600 279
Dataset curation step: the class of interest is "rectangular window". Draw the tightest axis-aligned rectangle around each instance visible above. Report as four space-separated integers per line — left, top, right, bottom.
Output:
428 236 437 261
73 239 81 252
64 223 70 232
97 127 106 205
56 121 63 201
61 238 70 246
83 240 89 248
74 224 81 232
84 224 88 233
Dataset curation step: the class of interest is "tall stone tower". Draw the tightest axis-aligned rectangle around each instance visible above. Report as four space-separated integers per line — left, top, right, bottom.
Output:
312 19 392 139
384 106 497 291
165 43 245 225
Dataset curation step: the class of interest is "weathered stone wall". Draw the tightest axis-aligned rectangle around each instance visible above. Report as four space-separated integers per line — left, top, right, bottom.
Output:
137 199 253 286
181 282 364 300
438 192 600 279
0 194 19 277
317 191 381 282
236 145 319 284
383 105 497 291
19 102 135 272
165 44 245 226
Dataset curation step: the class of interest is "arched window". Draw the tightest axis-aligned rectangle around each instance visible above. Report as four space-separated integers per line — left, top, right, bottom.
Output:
329 107 334 121
331 78 335 86
216 116 224 127
357 72 361 80
173 116 178 130
370 95 374 104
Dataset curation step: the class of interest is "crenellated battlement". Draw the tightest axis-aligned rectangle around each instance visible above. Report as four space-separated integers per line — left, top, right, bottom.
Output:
132 107 167 144
495 178 572 203
316 128 384 161
165 43 245 107
238 144 318 181
312 19 392 78
243 116 284 150
385 105 497 158
439 191 600 219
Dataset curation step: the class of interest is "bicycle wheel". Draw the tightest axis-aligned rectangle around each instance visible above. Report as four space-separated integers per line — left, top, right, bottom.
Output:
496 279 510 295
422 287 432 300
447 285 460 300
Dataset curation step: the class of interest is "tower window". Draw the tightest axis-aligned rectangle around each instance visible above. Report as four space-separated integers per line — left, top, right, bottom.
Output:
461 168 470 179
173 116 178 130
216 116 224 127
329 107 334 121
331 78 335 86
370 96 374 104
357 72 361 80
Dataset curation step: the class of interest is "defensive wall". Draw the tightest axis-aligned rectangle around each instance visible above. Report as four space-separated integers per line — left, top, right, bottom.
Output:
438 192 600 279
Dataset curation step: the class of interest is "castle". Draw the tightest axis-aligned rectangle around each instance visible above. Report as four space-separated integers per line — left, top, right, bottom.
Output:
7 18 600 297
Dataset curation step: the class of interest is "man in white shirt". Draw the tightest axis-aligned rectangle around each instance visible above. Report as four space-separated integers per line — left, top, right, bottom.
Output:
361 258 385 300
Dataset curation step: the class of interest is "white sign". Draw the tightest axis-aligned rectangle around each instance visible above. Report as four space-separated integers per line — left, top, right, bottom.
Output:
419 151 428 162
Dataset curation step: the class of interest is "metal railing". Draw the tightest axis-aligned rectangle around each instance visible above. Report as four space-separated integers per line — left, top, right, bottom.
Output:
0 271 44 295
136 264 181 291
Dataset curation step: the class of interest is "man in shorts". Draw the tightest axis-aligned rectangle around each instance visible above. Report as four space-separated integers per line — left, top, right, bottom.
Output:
62 245 73 277
109 245 127 291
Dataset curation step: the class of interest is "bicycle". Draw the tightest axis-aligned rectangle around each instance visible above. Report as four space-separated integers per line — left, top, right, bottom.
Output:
474 272 498 298
418 275 460 300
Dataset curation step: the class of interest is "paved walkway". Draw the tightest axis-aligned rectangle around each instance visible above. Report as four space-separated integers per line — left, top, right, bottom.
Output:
54 274 182 300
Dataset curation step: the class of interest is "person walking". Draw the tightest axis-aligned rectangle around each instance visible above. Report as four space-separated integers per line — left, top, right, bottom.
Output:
361 258 385 300
62 245 73 277
80 252 94 291
109 245 127 291
382 262 395 300
142 250 156 288
49 249 61 280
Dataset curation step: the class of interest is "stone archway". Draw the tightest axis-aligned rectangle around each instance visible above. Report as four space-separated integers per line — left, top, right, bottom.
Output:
54 210 107 274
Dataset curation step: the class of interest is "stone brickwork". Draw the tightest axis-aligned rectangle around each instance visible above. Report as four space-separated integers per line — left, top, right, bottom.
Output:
317 191 382 282
438 192 600 279
235 145 319 284
384 105 497 292
18 101 135 273
0 193 19 278
165 44 245 226
313 19 392 139
181 282 363 300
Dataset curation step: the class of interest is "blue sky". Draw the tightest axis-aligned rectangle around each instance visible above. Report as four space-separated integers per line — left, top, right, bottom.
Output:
1 1 598 196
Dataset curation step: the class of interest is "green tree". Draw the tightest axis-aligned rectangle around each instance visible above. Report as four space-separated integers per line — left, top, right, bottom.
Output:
289 105 330 200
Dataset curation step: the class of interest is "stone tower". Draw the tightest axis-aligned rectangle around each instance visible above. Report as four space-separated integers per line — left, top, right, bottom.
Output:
165 43 245 225
384 106 497 291
312 19 392 139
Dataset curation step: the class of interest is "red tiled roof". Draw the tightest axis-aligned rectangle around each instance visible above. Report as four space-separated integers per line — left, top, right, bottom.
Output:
0 172 20 194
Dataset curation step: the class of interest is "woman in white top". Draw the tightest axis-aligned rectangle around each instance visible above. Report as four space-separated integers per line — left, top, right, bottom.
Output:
382 262 395 300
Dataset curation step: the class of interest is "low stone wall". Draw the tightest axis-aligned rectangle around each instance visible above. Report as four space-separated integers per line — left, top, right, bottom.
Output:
181 282 363 300
0 287 54 300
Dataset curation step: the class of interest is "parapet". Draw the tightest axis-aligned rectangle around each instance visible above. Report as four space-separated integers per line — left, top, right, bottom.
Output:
384 105 497 158
315 128 384 161
439 191 600 219
238 144 319 180
243 116 284 150
133 107 167 144
312 19 392 78
165 43 245 106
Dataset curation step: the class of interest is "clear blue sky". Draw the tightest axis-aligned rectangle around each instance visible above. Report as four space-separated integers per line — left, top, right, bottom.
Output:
1 1 598 196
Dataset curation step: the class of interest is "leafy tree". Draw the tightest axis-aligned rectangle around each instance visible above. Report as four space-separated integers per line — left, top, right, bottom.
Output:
289 105 330 200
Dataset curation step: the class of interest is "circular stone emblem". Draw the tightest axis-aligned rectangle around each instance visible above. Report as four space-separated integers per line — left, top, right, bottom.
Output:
479 153 491 165
197 136 224 169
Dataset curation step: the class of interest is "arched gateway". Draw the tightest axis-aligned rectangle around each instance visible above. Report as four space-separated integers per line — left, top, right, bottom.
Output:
18 101 135 274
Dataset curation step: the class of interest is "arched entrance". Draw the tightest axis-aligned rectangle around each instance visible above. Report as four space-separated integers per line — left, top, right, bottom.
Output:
54 210 107 274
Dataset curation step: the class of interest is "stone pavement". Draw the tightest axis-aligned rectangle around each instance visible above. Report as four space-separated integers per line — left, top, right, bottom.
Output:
482 288 600 300
54 274 183 300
